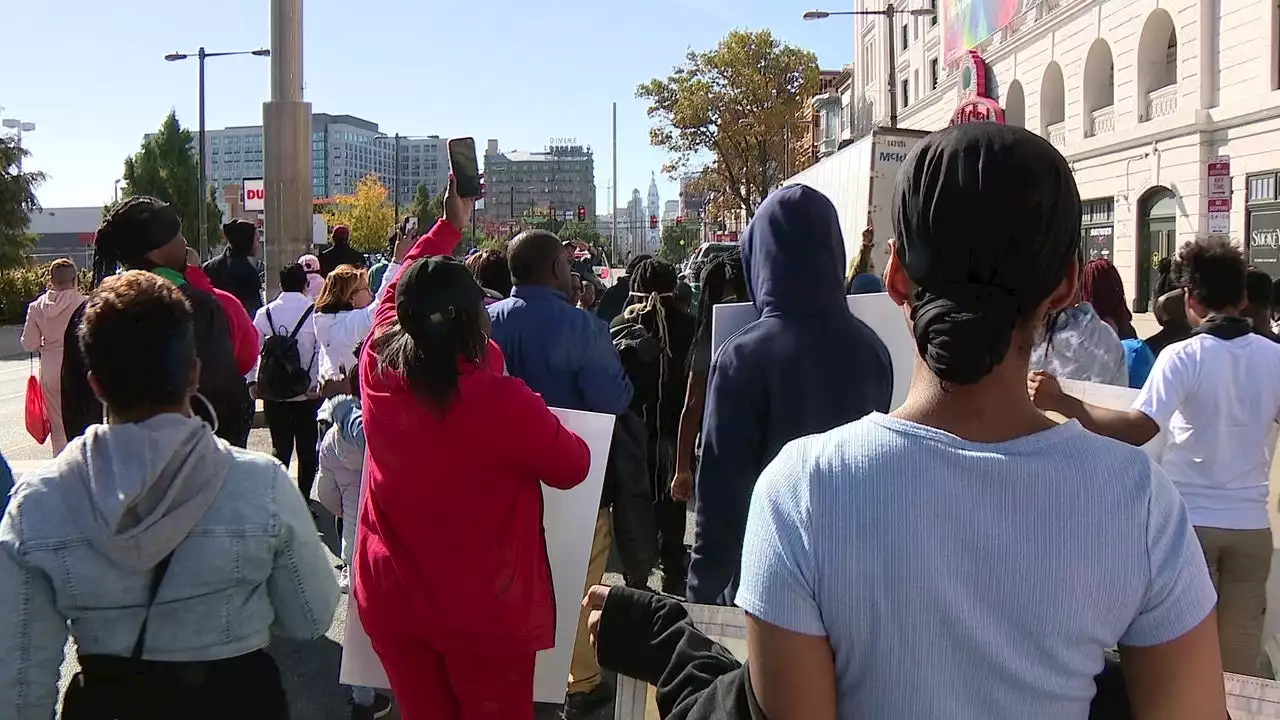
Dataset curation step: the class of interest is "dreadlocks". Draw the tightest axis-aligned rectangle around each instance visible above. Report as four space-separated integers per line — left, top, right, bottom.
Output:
93 196 183 286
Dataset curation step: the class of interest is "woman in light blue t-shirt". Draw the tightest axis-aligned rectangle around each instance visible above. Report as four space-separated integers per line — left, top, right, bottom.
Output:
735 124 1226 720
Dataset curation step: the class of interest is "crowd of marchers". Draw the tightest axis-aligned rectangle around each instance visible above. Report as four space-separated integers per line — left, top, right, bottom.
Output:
6 123 1280 720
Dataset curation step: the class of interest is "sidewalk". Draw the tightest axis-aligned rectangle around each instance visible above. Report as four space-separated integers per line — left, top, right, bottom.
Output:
0 325 24 360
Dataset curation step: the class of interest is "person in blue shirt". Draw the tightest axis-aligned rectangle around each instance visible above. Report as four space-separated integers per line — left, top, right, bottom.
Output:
486 229 632 719
488 230 633 414
737 123 1224 719
687 184 893 606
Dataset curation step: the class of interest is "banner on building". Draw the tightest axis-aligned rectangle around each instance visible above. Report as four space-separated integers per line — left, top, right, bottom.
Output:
942 0 1021 63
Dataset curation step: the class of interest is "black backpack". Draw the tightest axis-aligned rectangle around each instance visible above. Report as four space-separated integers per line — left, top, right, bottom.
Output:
256 306 315 401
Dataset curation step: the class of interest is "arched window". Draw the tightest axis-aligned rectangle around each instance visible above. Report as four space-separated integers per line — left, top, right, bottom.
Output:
1136 10 1179 121
1041 62 1066 146
1083 39 1116 136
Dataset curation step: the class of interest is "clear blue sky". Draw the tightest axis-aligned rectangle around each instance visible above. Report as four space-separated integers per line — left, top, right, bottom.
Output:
3 0 858 215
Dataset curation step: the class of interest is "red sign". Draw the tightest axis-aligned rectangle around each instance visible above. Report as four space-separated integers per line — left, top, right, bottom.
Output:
1207 156 1231 177
1209 198 1232 213
951 97 1005 125
949 51 1006 127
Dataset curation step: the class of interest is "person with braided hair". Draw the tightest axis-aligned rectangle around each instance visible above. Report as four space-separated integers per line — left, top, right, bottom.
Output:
60 196 250 447
611 258 697 595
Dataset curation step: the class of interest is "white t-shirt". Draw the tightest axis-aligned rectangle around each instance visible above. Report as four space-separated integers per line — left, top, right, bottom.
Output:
1134 331 1280 529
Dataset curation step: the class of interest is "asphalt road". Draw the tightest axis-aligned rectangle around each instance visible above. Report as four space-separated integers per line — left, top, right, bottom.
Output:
0 356 640 719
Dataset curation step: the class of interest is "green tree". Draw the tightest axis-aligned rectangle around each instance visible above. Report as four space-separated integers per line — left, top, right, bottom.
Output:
638 29 819 219
0 137 44 271
322 174 397 253
407 182 444 231
120 111 223 250
659 221 700 266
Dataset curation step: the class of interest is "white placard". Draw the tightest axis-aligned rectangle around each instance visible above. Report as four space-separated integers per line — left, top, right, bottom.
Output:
615 604 748 720
339 408 616 705
711 294 914 411
1057 378 1166 460
243 177 265 212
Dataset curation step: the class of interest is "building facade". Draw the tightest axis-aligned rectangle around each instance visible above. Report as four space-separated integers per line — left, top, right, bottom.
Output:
197 114 447 218
839 0 1280 311
482 139 596 226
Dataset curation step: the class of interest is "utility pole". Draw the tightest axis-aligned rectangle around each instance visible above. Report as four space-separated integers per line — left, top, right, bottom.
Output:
197 47 208 256
264 0 313 296
611 102 619 269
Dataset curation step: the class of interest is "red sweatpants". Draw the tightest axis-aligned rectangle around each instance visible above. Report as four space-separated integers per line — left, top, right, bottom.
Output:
369 633 536 720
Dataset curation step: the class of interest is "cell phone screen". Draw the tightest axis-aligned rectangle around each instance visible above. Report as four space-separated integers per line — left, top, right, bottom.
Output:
448 137 482 198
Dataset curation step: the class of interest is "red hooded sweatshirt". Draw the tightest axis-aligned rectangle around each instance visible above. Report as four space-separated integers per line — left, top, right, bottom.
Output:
354 219 590 653
185 264 258 376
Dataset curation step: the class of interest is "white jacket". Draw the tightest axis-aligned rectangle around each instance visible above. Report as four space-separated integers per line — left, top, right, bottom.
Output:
312 297 380 381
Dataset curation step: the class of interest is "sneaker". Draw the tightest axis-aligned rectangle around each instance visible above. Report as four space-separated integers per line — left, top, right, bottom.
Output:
337 566 350 594
350 692 392 720
560 680 613 720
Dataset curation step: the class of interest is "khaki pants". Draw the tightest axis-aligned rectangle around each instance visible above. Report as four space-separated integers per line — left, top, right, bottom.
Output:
1195 526 1272 676
568 508 612 695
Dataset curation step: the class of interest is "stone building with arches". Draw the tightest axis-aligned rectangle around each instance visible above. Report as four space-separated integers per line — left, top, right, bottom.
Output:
847 0 1280 311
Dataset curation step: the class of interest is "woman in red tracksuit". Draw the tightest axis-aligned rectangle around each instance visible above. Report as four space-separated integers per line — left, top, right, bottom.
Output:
355 180 590 720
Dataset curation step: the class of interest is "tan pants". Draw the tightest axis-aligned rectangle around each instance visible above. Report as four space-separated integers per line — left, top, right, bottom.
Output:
567 508 612 695
1195 526 1272 676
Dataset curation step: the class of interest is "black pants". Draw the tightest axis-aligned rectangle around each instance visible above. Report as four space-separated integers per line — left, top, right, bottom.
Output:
656 498 688 594
264 399 321 501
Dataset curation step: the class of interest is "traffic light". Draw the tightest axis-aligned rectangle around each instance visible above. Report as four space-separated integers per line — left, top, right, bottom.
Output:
577 205 586 221
675 216 684 226
649 215 658 230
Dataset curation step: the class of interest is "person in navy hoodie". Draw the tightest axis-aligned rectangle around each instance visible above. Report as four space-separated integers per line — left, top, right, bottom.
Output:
687 184 893 605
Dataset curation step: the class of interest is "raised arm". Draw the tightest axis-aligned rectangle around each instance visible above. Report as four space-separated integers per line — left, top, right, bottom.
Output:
374 178 469 333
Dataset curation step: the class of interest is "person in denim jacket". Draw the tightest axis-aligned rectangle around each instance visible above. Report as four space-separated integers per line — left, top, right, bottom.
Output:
0 271 340 717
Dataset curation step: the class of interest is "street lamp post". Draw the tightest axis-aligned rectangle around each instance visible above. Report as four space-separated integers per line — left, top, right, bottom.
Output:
114 179 123 203
2 117 37 172
165 47 270 256
804 4 936 129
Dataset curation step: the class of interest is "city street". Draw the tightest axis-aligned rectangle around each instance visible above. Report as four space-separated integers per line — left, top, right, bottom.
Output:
0 357 620 719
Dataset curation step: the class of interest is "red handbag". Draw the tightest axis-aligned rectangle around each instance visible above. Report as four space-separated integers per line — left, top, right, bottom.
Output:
25 355 51 445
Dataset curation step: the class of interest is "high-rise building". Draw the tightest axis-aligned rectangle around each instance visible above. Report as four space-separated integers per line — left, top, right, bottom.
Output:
482 139 596 226
182 113 447 218
662 199 680 223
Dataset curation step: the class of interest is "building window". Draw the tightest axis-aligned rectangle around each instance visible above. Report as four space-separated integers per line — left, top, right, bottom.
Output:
930 58 940 89
931 0 938 26
1249 173 1277 204
901 79 910 106
901 23 909 49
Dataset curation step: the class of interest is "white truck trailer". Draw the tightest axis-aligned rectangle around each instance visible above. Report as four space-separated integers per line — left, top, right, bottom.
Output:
782 127 931 279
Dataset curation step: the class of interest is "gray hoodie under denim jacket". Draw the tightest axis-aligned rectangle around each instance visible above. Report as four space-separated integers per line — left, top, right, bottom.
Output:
0 414 340 718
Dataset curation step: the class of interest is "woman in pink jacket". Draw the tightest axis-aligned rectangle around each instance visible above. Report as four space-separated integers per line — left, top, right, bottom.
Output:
20 259 86 455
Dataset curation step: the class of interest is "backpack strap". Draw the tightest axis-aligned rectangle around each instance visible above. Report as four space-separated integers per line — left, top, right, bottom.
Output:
265 306 280 337
130 551 175 661
289 305 315 340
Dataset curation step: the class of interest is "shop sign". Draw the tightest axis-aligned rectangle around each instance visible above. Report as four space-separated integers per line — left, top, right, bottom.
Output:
949 51 1005 126
1086 225 1114 261
1249 209 1280 273
243 177 265 212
